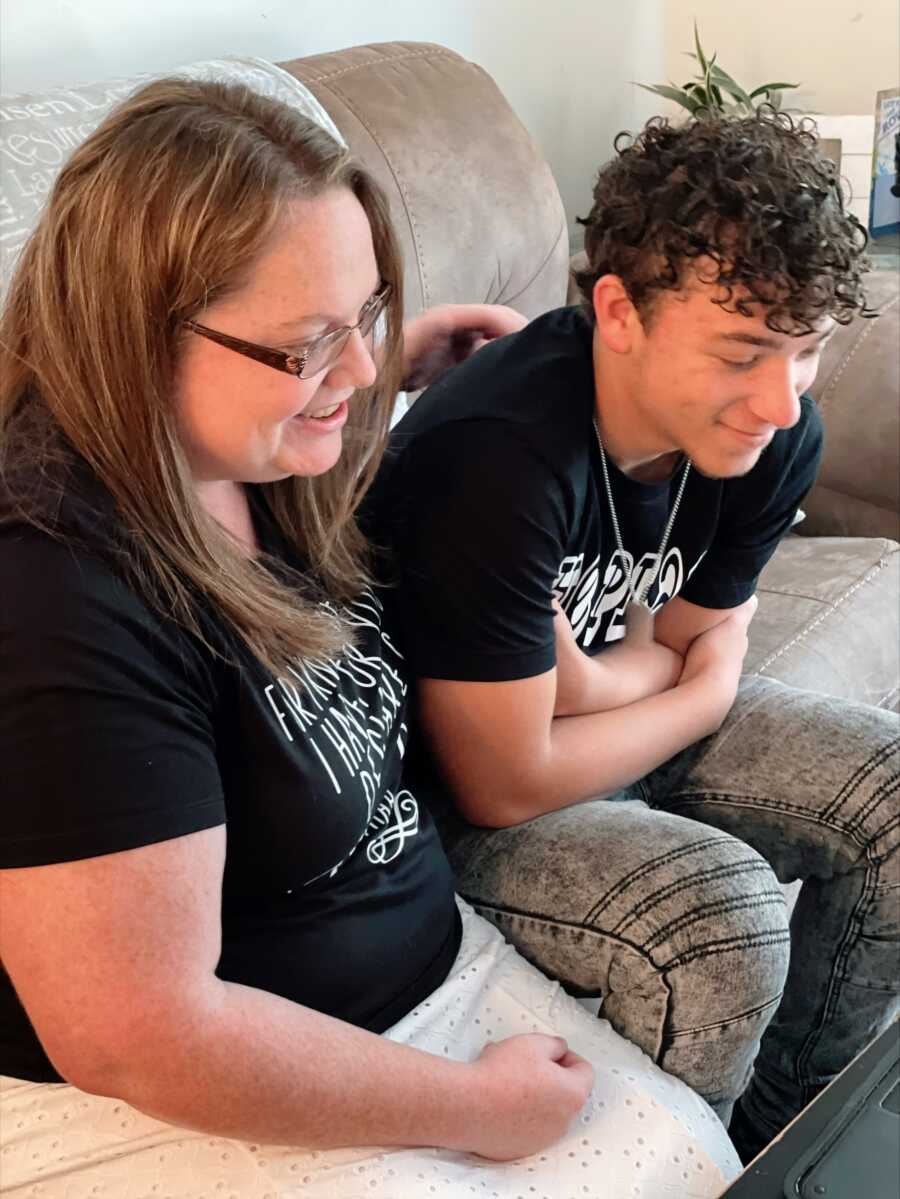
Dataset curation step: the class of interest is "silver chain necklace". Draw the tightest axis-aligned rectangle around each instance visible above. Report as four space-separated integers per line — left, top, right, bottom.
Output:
592 415 691 642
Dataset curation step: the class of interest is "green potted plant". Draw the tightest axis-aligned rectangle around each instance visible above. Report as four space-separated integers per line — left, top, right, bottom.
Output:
638 22 800 118
638 22 877 231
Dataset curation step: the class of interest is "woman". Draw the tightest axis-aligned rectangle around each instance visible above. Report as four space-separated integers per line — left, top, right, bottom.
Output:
0 77 740 1196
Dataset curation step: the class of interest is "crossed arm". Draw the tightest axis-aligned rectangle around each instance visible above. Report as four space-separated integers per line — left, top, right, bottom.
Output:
396 306 751 820
418 595 756 828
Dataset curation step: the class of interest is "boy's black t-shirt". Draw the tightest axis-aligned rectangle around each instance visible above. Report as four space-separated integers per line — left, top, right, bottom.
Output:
0 475 459 1083
369 305 823 682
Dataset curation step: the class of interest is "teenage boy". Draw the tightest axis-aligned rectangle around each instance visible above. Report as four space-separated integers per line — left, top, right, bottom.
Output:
371 112 900 1161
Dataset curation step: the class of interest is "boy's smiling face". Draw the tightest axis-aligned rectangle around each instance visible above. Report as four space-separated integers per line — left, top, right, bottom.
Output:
596 268 834 479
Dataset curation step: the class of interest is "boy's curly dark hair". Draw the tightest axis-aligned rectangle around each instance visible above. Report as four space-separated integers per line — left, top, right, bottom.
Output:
574 110 873 333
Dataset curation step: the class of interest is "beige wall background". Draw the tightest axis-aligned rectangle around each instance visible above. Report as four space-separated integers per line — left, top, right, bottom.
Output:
663 0 899 116
0 0 665 252
3 1 894 240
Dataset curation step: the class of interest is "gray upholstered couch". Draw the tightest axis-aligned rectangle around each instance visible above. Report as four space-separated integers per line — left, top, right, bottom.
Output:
283 41 899 717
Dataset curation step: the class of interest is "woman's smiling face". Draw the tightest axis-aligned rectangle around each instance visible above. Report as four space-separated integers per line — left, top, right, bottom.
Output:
175 187 381 487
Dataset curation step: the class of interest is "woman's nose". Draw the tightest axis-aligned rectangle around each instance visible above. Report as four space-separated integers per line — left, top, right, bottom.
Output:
327 328 378 391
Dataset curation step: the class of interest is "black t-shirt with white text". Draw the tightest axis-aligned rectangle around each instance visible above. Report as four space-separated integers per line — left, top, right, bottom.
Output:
369 305 823 683
0 476 459 1082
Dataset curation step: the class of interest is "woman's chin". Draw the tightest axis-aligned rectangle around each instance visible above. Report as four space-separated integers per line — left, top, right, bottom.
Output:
274 432 345 479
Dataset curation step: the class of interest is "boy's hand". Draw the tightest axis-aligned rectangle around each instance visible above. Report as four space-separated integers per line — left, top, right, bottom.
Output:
678 597 757 723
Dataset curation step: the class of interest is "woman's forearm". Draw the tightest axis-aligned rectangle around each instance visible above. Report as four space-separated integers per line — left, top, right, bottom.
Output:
77 977 476 1152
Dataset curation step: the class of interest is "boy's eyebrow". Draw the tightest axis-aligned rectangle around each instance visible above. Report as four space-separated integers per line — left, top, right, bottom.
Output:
715 328 835 349
716 332 783 349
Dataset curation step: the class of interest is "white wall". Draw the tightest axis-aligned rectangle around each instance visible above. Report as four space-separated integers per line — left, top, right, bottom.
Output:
663 0 898 116
661 1 898 227
0 0 665 251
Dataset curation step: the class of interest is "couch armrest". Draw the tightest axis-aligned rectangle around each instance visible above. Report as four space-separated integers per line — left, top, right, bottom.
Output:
569 255 900 542
803 269 899 540
280 43 570 322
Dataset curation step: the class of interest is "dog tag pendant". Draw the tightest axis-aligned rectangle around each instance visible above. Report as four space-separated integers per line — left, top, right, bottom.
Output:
624 600 655 644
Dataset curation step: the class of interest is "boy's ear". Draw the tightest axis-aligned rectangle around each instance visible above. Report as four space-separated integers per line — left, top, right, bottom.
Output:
592 275 641 354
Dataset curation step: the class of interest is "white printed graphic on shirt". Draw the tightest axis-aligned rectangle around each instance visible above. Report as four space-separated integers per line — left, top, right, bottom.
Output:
553 546 706 647
260 587 418 879
366 789 420 865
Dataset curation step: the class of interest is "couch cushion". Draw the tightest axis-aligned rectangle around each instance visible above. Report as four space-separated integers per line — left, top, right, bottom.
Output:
747 534 900 710
1 75 138 288
0 57 342 295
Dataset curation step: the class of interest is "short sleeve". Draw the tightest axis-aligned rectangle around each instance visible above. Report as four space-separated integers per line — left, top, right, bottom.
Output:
387 421 570 681
680 396 824 609
0 529 226 867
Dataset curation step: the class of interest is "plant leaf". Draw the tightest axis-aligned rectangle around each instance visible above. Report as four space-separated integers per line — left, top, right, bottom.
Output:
693 20 708 72
709 64 752 106
748 82 801 98
689 85 723 116
635 82 702 112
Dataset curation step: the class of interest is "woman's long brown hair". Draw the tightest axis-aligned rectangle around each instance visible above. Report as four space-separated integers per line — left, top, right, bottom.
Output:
0 78 404 673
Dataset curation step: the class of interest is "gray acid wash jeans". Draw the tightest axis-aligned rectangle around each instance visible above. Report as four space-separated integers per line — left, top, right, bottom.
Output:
430 677 900 1138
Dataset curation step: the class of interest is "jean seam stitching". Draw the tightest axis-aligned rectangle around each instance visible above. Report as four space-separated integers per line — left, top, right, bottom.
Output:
794 854 878 1088
643 890 788 952
659 928 792 972
872 812 900 856
467 898 670 975
663 791 890 857
469 897 792 977
612 860 775 937
823 737 900 821
844 770 900 838
665 992 784 1038
584 834 737 924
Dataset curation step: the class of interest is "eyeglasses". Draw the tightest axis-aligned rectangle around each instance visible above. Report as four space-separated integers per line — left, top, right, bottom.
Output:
183 283 392 380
